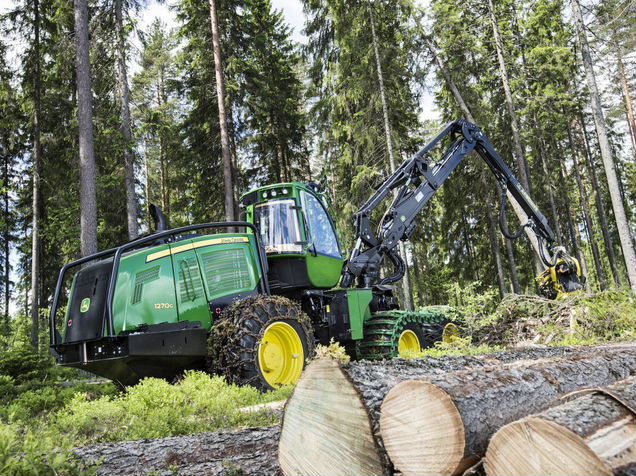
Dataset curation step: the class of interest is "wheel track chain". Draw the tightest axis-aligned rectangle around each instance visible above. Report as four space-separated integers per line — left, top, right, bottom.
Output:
207 295 314 389
356 307 456 361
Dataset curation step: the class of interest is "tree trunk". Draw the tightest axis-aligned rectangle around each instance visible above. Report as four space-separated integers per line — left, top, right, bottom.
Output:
209 0 235 222
143 134 153 231
30 0 42 350
278 345 636 476
75 0 98 257
369 4 412 310
539 146 563 245
556 153 580 260
114 0 137 241
579 115 621 287
422 35 475 123
485 376 636 476
410 245 424 307
505 237 521 293
158 71 170 218
77 426 280 476
615 37 636 161
572 220 591 292
461 208 476 280
486 0 530 195
486 201 507 298
568 120 607 289
488 0 549 276
572 0 636 293
3 156 10 325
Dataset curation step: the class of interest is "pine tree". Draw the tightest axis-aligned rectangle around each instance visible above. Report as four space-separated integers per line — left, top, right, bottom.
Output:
74 0 98 257
572 0 636 293
240 0 309 185
114 0 138 240
132 20 178 224
0 39 21 327
209 0 235 222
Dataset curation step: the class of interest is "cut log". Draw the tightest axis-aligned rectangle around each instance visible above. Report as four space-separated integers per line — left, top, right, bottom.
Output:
76 426 280 476
485 376 636 476
278 344 636 476
379 346 636 476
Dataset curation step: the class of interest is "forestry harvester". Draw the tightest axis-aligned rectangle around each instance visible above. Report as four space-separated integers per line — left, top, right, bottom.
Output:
49 121 583 389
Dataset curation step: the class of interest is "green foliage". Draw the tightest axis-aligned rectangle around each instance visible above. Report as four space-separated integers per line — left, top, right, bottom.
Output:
0 381 115 424
51 371 290 444
0 422 88 476
416 338 504 359
315 339 351 364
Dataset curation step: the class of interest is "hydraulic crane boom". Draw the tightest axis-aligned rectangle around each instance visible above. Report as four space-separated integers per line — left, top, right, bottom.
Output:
341 120 583 298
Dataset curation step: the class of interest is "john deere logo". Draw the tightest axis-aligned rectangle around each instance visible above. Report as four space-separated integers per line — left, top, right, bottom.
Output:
80 298 91 313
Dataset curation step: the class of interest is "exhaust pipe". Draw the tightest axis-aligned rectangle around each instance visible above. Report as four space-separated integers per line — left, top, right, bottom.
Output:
149 204 170 232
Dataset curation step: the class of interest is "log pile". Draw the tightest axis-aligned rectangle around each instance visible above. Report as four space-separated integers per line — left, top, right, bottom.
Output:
278 344 636 476
485 376 636 476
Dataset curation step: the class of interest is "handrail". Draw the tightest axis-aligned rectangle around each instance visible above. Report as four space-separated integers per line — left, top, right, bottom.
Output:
50 221 269 347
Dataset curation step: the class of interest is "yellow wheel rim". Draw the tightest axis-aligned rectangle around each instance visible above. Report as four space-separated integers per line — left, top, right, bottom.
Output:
442 322 460 344
398 329 421 357
258 322 304 388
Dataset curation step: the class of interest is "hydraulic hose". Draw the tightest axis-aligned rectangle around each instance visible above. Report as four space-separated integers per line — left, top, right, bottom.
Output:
538 237 559 268
498 185 527 240
379 249 406 285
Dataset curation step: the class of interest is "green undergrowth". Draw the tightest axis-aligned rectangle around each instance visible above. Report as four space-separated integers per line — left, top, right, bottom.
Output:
0 371 291 475
401 290 634 360
467 290 635 347
53 371 292 444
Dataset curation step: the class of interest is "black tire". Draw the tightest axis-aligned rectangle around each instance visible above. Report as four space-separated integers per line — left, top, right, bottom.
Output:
208 295 314 391
420 318 461 348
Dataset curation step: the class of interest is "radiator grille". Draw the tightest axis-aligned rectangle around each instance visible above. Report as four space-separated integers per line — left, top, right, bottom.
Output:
200 248 253 298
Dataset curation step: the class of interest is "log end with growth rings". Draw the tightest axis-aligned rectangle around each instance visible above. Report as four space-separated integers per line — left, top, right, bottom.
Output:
380 380 466 476
278 357 384 476
484 416 629 476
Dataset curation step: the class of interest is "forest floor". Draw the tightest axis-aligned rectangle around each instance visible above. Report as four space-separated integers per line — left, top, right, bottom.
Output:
0 291 634 475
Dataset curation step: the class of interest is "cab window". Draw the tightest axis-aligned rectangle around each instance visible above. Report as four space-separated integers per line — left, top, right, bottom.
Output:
301 191 342 258
254 199 303 254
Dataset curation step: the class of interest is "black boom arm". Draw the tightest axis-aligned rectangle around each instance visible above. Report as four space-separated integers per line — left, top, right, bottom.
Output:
341 120 559 288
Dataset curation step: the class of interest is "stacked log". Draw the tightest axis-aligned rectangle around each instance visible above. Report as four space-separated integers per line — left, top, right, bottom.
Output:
278 344 636 476
76 426 281 476
485 376 636 476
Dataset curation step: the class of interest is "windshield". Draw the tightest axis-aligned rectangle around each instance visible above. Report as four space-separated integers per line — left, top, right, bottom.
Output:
254 199 303 254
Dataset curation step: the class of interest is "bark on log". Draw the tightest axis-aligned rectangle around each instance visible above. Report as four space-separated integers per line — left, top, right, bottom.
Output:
278 344 636 476
485 376 636 476
76 426 280 476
